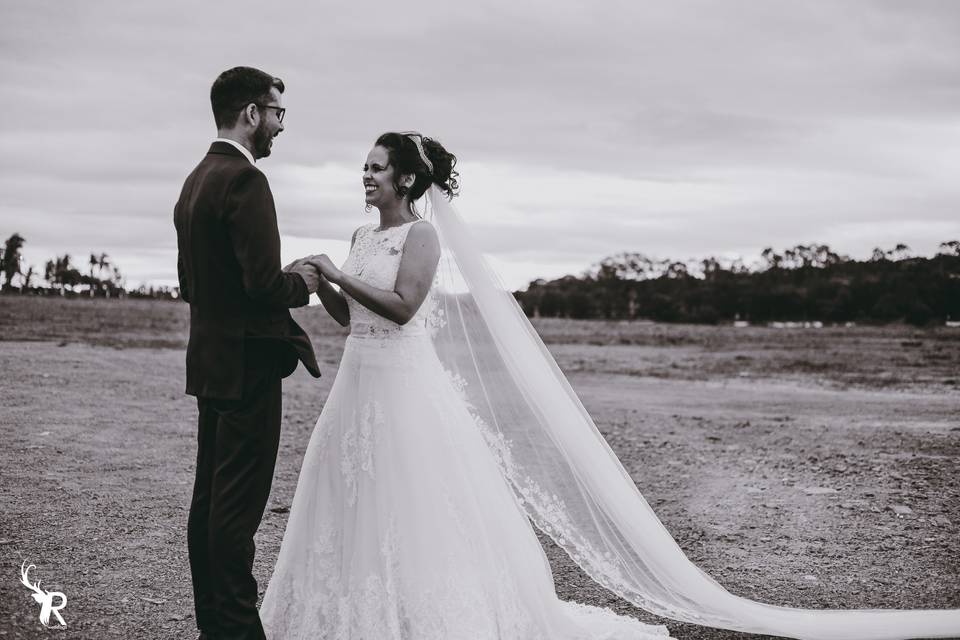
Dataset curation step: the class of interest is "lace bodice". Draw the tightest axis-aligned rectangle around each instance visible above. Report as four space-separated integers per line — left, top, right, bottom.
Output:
340 220 436 340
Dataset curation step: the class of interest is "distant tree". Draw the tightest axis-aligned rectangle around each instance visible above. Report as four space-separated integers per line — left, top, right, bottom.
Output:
938 240 960 257
729 257 748 274
2 233 25 291
888 243 911 261
111 264 126 297
56 254 73 294
783 247 799 269
44 254 82 295
812 244 844 267
88 253 98 297
97 253 109 296
61 257 83 293
665 261 689 279
23 265 35 290
771 243 845 269
593 252 655 280
44 259 57 294
761 247 784 270
700 257 723 281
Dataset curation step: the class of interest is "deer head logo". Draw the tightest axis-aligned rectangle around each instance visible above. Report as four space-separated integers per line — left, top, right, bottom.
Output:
20 561 67 628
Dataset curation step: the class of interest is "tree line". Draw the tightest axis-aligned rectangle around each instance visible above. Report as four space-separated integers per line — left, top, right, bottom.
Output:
0 232 182 300
1 232 130 297
7 230 960 322
514 241 960 326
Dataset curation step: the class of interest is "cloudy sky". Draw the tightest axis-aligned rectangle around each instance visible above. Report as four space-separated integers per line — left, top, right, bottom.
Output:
2 0 959 290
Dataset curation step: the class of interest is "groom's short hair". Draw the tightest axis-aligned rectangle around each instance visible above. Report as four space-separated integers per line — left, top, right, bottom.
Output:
210 66 285 129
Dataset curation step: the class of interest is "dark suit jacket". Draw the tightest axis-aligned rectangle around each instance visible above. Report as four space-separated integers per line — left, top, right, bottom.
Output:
174 141 320 399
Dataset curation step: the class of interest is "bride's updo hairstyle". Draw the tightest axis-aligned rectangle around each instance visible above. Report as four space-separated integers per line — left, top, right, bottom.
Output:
375 132 460 202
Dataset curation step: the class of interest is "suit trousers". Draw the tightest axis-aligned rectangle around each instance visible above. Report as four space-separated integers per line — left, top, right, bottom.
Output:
188 344 283 640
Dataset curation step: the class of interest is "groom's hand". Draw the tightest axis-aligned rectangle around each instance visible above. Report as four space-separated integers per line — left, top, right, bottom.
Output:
302 254 342 284
288 261 321 294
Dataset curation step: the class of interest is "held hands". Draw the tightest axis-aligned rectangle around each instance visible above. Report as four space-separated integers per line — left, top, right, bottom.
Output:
282 254 343 294
303 254 342 284
284 258 321 294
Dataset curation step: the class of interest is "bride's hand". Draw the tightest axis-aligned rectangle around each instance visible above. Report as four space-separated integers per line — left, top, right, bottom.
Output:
305 254 342 284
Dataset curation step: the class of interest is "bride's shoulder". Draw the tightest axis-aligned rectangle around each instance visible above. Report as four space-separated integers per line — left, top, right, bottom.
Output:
406 219 437 239
403 219 439 251
408 218 435 233
350 223 376 247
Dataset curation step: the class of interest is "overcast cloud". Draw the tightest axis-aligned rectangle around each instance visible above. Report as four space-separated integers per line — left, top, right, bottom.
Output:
2 0 959 289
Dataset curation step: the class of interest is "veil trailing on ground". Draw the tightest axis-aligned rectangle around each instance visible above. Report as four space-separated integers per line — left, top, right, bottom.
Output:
421 185 960 640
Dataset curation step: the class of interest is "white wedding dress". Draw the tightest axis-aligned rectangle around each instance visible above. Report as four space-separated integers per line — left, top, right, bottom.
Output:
261 188 959 640
259 220 672 639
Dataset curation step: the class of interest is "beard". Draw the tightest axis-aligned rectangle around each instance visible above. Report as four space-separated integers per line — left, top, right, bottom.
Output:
252 120 273 159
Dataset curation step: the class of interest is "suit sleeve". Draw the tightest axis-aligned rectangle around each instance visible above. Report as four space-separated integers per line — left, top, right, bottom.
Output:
176 249 191 303
223 167 310 309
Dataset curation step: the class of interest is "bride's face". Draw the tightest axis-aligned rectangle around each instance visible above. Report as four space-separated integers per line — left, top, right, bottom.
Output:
363 146 398 208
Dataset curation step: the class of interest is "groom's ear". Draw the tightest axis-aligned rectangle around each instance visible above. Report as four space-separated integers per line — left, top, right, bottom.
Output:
242 103 259 127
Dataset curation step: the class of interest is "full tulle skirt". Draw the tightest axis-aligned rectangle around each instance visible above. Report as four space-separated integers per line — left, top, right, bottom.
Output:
259 333 671 639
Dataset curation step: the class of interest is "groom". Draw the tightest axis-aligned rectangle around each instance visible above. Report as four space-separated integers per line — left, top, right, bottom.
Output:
174 66 321 640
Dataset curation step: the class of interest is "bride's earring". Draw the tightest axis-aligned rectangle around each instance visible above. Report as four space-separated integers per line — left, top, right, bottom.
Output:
365 204 373 213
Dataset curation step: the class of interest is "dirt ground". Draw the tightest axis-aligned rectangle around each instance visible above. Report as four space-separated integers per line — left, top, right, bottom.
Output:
1 296 958 639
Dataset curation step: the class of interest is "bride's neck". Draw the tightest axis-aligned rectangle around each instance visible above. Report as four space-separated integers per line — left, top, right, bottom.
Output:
376 200 416 228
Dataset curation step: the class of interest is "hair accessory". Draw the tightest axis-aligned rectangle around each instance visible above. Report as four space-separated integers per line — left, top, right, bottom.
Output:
401 131 433 174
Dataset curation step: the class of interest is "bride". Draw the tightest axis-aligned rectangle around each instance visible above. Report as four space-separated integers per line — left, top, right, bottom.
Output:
258 132 959 639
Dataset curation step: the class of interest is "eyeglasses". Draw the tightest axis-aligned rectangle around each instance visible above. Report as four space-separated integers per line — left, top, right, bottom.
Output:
255 104 286 123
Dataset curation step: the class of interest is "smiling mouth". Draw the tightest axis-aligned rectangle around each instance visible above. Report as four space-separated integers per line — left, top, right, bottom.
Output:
364 185 377 194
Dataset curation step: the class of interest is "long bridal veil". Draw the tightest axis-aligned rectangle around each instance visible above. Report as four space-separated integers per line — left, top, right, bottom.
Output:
421 185 960 640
